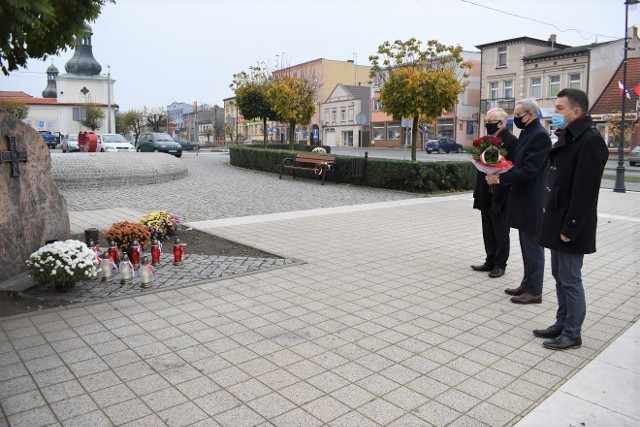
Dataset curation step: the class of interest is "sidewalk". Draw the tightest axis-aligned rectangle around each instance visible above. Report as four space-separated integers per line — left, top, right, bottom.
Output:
0 189 638 426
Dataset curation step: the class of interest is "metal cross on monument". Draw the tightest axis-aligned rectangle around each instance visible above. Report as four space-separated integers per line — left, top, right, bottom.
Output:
0 136 28 177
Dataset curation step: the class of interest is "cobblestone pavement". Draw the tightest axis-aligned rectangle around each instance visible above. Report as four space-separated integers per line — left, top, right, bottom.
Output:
57 151 424 222
24 253 296 304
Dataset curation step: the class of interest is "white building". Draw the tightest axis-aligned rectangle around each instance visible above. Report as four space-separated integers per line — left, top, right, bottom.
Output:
0 23 116 138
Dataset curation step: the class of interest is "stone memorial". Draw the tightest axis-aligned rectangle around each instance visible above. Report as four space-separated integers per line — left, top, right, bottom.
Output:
0 109 70 281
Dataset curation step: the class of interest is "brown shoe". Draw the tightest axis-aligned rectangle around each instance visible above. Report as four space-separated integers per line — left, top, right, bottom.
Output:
504 286 524 296
510 293 542 304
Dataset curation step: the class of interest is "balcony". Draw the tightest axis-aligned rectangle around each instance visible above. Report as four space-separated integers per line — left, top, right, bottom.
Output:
480 98 515 114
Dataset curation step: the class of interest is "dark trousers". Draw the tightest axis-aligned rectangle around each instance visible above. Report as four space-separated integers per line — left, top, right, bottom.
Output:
480 209 510 269
551 250 585 339
518 230 545 295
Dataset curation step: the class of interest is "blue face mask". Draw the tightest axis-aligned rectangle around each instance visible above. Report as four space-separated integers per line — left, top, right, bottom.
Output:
552 109 574 129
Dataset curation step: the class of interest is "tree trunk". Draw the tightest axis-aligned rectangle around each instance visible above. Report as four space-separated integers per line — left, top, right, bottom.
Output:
289 120 296 146
263 117 268 145
411 117 419 161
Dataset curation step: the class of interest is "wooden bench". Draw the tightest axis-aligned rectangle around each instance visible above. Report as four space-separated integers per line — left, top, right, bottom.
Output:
279 153 337 185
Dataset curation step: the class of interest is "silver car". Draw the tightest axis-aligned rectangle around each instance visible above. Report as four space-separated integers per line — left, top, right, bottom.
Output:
97 134 136 152
629 145 640 167
61 134 79 152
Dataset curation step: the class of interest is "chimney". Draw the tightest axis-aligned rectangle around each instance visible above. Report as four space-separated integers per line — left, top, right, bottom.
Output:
548 34 557 47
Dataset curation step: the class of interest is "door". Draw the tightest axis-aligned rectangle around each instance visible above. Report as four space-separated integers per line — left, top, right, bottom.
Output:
325 130 336 147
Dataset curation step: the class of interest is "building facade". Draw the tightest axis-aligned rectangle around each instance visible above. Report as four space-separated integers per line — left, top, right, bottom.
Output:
320 84 371 147
0 24 116 138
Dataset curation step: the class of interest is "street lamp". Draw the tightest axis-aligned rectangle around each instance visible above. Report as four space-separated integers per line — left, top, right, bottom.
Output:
614 0 639 193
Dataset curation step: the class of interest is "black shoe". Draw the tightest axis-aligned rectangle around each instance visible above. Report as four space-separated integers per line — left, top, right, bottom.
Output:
543 335 582 350
471 263 493 272
488 267 505 278
533 326 562 339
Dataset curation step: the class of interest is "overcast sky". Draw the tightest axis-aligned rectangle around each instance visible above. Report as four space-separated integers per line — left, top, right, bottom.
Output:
1 0 637 111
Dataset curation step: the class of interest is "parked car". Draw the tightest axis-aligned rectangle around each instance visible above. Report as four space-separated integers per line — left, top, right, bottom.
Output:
136 132 182 157
38 130 57 148
629 145 640 167
175 138 198 151
61 134 79 152
425 138 464 154
96 134 136 152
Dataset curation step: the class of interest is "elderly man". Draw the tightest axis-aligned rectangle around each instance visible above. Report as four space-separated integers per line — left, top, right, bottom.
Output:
533 88 608 350
471 108 517 278
487 98 551 304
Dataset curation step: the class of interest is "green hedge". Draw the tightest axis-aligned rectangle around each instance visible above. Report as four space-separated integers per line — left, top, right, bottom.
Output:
228 146 476 193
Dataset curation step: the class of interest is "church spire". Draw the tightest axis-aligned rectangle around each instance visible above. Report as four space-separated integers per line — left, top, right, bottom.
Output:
64 23 102 76
42 63 59 98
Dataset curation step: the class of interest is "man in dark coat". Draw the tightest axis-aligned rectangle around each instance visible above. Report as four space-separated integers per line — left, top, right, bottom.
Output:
487 98 551 304
533 88 608 350
471 108 517 278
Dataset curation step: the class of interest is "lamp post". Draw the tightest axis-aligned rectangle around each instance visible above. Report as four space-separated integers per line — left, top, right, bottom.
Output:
107 65 111 133
614 0 639 193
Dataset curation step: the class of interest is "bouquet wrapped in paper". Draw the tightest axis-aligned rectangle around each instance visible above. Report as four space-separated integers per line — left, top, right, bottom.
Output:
469 136 513 192
469 135 513 175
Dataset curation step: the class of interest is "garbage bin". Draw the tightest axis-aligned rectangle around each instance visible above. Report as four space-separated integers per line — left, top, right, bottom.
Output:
78 131 98 152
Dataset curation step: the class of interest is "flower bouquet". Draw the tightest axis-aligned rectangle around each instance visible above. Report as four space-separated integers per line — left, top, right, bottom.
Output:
138 210 182 240
469 135 513 192
26 240 100 287
104 221 151 251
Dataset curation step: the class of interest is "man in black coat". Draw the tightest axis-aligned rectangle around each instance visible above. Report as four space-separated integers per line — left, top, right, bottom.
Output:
533 88 608 350
487 98 551 304
471 108 517 278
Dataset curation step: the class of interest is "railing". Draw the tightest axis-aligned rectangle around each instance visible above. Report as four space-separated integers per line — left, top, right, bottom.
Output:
480 98 515 114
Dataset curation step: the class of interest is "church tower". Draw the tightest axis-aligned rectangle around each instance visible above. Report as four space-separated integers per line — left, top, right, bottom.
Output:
64 23 102 76
41 64 59 98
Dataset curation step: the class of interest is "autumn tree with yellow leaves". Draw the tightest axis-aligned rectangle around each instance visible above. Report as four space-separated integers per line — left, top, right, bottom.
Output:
370 38 471 161
267 75 315 146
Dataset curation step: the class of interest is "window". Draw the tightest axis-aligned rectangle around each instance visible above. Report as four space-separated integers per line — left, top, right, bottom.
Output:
332 109 337 123
530 77 541 98
569 73 581 89
504 80 513 99
324 108 329 121
340 109 346 121
373 125 384 140
72 107 87 121
497 47 507 67
437 119 454 139
490 82 499 100
549 75 560 97
387 124 400 140
373 99 382 111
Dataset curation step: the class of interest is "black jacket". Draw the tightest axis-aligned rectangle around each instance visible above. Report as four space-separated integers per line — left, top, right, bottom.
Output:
473 128 518 211
499 118 551 234
538 115 608 254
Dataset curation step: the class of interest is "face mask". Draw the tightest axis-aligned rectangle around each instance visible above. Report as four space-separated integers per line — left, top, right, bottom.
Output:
552 109 574 129
513 114 526 129
485 121 500 135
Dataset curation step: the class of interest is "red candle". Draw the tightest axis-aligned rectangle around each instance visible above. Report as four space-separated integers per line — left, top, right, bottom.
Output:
151 239 161 266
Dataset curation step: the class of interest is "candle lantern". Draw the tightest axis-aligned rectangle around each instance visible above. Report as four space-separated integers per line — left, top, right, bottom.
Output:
151 239 161 266
100 253 115 282
120 253 133 285
173 237 183 265
108 241 119 265
139 256 155 289
129 240 141 268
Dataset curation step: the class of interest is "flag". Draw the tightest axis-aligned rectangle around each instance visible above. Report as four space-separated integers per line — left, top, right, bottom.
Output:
618 81 631 99
633 82 640 97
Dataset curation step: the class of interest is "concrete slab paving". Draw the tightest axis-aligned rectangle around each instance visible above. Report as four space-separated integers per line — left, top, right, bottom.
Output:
1 153 638 426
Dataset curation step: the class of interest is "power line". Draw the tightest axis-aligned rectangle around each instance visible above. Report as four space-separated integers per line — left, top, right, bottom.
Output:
413 0 476 47
460 0 618 41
